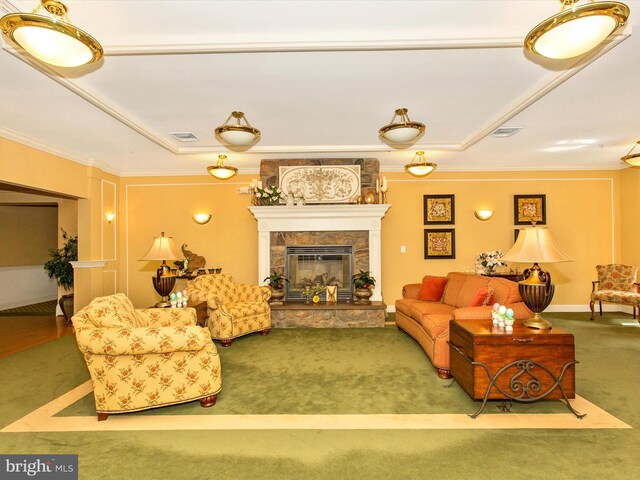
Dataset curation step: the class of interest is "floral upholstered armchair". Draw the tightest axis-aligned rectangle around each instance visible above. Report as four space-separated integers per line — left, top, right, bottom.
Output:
187 273 271 346
590 264 639 322
72 293 222 421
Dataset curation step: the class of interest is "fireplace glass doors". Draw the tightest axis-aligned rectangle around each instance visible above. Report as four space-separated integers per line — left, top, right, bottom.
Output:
285 245 354 301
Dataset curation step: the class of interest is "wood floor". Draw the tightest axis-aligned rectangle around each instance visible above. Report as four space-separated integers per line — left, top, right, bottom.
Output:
0 315 74 358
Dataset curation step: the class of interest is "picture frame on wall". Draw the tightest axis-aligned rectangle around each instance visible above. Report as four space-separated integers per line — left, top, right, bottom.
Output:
424 194 455 225
514 194 546 225
424 228 456 259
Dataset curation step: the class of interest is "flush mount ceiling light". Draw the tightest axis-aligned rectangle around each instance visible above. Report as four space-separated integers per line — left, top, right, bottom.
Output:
214 111 261 146
404 151 437 177
0 0 103 67
621 140 640 167
207 155 238 180
379 108 426 144
525 0 629 60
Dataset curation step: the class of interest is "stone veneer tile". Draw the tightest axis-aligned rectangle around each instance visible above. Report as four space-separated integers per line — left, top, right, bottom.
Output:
271 308 385 328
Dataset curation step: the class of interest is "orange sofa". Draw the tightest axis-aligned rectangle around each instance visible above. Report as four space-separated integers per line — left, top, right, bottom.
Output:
395 272 532 379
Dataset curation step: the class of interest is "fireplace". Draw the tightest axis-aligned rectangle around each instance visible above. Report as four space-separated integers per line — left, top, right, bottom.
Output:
286 245 354 301
249 204 390 302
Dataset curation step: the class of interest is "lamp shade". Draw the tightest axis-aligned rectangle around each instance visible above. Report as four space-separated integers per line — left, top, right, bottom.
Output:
502 227 573 264
379 108 425 143
214 111 260 146
621 140 640 167
404 151 437 177
524 1 629 60
0 0 103 67
207 154 238 180
139 232 181 262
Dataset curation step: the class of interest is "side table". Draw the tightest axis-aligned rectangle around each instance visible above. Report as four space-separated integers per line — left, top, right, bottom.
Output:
448 319 584 419
150 300 207 327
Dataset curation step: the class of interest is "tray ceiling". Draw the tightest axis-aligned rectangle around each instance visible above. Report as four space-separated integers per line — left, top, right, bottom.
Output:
1 0 639 176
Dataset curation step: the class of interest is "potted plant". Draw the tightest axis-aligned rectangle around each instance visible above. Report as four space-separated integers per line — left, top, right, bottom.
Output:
264 271 289 304
44 229 78 323
352 270 375 303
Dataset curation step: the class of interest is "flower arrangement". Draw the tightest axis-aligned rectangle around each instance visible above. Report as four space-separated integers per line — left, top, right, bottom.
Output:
475 250 507 274
300 284 326 302
255 185 284 205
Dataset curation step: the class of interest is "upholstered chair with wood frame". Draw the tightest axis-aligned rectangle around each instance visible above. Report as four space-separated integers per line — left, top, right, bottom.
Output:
590 264 640 322
187 273 272 346
72 293 222 421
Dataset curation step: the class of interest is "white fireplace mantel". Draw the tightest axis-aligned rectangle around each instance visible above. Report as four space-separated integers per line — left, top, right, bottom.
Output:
249 204 391 301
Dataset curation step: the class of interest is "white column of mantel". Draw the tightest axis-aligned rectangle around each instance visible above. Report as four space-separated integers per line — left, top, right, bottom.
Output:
368 225 383 302
256 222 271 286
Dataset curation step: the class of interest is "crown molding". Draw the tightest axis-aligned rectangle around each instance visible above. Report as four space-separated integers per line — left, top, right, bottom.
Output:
0 126 120 176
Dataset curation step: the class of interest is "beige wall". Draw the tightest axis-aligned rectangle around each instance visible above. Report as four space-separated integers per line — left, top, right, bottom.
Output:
381 171 618 306
0 138 119 311
118 170 620 309
620 167 640 268
119 177 258 307
0 205 58 266
1 134 630 311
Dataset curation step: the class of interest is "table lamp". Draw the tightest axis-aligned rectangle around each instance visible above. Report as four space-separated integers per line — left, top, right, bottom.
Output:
501 226 573 330
139 232 182 307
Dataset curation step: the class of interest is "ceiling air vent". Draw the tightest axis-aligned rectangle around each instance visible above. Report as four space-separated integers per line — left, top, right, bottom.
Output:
169 132 199 142
490 127 523 138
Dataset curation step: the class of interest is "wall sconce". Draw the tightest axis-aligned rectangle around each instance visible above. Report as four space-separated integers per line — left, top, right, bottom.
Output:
105 213 115 223
474 209 494 221
192 213 212 225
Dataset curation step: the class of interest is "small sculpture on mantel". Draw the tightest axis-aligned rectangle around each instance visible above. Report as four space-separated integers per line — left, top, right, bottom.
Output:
181 244 206 274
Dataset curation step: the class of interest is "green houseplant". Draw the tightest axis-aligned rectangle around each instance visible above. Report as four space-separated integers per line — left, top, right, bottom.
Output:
264 271 289 304
352 270 375 303
44 229 78 323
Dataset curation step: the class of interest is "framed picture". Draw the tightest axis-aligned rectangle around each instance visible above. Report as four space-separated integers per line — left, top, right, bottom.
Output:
424 194 455 225
424 228 456 259
514 194 546 225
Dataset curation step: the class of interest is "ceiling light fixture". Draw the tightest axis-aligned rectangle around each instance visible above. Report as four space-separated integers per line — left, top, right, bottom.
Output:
379 108 426 144
207 155 238 180
621 140 640 167
404 151 436 177
0 0 103 67
525 0 629 60
214 111 261 146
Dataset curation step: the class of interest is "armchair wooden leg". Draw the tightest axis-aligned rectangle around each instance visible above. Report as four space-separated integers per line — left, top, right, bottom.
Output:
599 301 603 317
260 328 271 336
220 339 233 347
199 394 218 408
589 300 595 320
97 413 109 422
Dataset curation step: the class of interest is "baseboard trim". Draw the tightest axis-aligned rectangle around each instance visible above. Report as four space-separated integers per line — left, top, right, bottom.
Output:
0 295 57 311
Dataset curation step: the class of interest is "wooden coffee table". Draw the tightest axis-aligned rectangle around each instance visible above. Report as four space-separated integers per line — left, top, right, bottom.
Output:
448 319 584 419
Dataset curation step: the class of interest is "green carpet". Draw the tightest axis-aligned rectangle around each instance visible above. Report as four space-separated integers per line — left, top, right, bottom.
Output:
0 299 57 316
0 312 638 479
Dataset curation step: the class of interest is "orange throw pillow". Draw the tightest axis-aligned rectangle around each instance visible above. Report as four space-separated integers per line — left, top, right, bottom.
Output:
469 286 495 307
417 276 448 302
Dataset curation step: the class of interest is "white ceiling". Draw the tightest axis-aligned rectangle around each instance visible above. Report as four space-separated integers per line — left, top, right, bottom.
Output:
1 0 639 176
